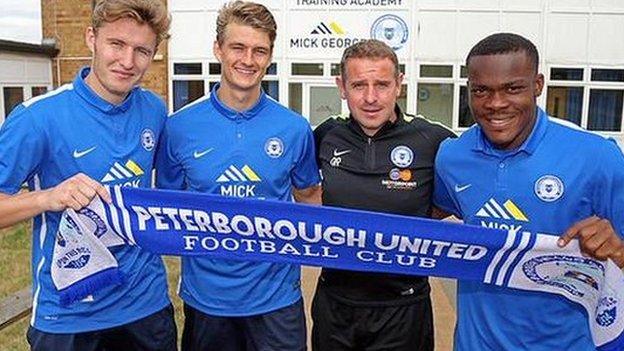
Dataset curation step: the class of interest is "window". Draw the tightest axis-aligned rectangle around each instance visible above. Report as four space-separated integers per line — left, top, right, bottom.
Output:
309 86 341 127
551 68 583 81
288 83 302 114
546 87 583 126
209 63 222 75
459 86 474 128
3 87 24 118
546 66 624 132
174 63 202 75
261 81 279 100
266 63 277 75
417 83 453 128
591 69 624 83
460 66 468 78
588 89 623 131
398 85 408 113
292 63 323 76
31 86 48 97
209 81 218 92
173 81 204 112
420 65 453 78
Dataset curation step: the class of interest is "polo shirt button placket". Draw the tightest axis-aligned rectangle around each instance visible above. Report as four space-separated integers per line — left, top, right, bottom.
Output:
235 116 243 143
496 160 507 189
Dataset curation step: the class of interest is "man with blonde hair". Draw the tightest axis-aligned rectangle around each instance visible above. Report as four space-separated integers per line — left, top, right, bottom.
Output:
156 1 321 350
0 1 176 350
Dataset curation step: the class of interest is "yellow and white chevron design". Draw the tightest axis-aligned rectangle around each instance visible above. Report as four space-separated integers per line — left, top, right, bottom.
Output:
311 21 345 35
101 160 144 183
476 198 529 222
216 165 261 183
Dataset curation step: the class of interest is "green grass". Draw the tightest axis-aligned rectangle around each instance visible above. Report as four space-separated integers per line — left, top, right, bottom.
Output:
0 222 32 350
0 222 31 299
0 222 184 350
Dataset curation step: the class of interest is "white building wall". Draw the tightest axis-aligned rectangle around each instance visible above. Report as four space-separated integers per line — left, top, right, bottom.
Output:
168 0 624 143
0 52 53 124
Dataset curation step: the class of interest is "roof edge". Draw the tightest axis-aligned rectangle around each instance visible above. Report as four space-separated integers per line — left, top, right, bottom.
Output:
0 38 59 57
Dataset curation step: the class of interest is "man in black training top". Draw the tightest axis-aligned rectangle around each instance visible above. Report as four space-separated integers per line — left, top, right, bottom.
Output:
312 39 455 351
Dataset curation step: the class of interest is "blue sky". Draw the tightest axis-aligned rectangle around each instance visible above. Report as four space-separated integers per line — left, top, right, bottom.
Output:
0 0 41 43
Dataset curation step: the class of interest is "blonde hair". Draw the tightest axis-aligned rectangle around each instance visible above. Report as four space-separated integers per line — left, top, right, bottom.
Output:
92 0 171 44
216 1 277 49
340 39 400 79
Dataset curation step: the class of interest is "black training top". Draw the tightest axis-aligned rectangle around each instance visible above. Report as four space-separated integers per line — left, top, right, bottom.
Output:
314 105 456 306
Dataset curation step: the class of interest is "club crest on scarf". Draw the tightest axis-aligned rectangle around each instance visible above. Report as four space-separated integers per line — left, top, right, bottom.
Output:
522 255 603 298
56 213 91 269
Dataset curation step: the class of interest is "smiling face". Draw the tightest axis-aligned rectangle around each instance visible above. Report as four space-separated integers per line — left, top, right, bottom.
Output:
214 22 272 96
337 57 403 136
85 17 157 105
467 51 544 150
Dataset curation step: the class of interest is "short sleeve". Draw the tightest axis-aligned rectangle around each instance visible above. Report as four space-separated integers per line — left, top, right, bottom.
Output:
592 140 624 237
433 143 462 218
155 120 186 190
291 123 321 190
313 117 336 169
0 107 46 194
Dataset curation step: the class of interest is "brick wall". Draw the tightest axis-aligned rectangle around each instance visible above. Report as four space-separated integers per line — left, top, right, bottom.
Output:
41 0 169 103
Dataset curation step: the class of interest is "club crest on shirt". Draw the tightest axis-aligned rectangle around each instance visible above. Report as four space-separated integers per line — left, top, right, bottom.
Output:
390 145 414 168
141 128 156 151
265 137 284 158
534 175 564 202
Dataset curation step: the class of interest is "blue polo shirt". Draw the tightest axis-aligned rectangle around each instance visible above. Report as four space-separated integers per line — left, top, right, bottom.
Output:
156 83 320 316
0 67 170 333
434 108 624 351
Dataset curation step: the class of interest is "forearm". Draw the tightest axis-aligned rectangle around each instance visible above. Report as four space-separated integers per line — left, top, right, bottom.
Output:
0 191 49 229
431 206 452 220
293 185 322 205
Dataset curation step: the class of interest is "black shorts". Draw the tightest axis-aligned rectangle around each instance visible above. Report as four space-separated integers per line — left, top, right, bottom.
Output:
312 286 433 351
181 299 306 351
27 304 177 351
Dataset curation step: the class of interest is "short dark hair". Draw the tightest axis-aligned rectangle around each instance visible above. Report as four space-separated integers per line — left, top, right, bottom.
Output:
466 33 539 73
340 39 400 80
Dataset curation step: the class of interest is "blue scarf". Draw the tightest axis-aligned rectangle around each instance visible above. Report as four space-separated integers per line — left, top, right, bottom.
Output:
54 186 624 350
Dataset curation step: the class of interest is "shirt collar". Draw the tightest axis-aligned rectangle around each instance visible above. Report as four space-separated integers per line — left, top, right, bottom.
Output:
209 82 268 121
73 67 136 114
473 107 548 156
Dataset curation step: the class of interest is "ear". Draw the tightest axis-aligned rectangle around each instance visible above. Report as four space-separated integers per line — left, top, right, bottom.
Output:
396 72 404 97
336 76 347 100
85 27 96 54
534 73 545 97
213 40 223 63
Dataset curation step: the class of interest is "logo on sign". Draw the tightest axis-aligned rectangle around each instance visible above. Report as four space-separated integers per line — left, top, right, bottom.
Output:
371 14 408 50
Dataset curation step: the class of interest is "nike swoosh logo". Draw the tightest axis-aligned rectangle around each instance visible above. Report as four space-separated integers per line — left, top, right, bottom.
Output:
194 148 214 159
73 146 97 158
333 149 351 157
454 184 472 192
